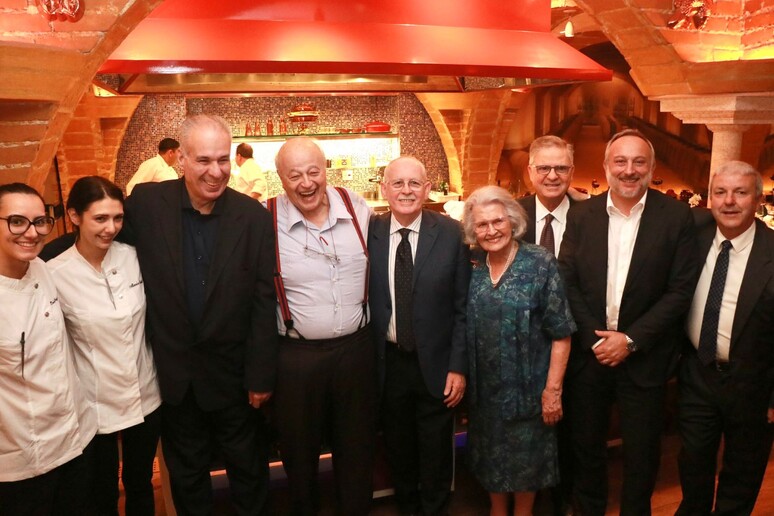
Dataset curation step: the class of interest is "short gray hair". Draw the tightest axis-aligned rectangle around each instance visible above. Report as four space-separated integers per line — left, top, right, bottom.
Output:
711 160 763 197
529 135 574 166
604 129 655 169
179 114 231 155
462 185 527 245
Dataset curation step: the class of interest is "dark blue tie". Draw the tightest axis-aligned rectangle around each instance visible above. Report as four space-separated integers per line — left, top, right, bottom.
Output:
395 228 415 351
697 240 732 365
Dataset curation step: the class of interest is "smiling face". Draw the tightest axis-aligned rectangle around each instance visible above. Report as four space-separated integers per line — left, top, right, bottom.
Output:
180 122 232 213
0 193 47 279
471 202 514 259
604 134 654 208
69 197 124 258
710 170 761 240
529 145 574 210
276 138 328 220
381 157 430 226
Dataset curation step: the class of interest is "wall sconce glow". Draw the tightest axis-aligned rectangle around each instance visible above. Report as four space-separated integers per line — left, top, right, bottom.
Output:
38 0 82 21
562 21 574 38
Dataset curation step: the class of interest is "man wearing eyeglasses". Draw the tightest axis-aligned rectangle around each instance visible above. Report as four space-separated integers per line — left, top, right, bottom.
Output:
271 137 375 515
558 129 698 515
369 156 471 515
518 135 579 516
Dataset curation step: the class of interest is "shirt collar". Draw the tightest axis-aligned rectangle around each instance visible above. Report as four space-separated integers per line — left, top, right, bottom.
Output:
535 195 571 224
606 189 648 217
713 220 756 253
180 181 225 216
284 186 352 231
390 212 422 235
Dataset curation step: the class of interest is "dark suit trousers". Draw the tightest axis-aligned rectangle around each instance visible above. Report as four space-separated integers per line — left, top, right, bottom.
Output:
676 352 774 516
382 344 455 516
161 389 270 516
89 408 161 516
568 359 665 516
273 325 376 516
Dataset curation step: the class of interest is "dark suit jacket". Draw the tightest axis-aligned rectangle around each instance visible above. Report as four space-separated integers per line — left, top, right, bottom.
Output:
517 193 575 245
558 188 699 387
122 179 278 410
693 217 774 406
369 210 471 398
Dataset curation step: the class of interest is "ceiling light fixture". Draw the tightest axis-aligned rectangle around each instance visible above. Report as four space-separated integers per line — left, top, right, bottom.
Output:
562 21 575 38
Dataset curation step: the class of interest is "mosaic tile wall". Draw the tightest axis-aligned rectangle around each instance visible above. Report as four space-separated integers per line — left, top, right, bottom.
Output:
115 93 449 195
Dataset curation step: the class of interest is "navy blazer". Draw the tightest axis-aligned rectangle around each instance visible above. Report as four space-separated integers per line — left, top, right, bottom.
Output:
122 179 279 410
368 210 471 398
558 189 699 387
693 216 774 406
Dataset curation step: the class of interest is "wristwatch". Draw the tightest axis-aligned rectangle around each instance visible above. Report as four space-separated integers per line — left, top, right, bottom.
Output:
625 335 638 353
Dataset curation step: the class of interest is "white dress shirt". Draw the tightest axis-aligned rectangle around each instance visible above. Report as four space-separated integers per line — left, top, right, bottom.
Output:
385 213 422 343
605 191 648 331
0 260 93 481
686 223 755 361
48 241 161 434
535 195 570 253
126 154 178 195
275 186 371 339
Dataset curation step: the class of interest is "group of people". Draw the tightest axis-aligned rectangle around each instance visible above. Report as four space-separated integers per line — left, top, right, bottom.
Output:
0 114 770 516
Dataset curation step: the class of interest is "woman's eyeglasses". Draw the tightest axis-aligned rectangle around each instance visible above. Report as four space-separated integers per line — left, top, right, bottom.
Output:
0 215 55 236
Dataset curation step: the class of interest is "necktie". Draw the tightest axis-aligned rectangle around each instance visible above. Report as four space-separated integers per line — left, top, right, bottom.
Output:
394 228 415 351
539 213 555 255
697 240 732 365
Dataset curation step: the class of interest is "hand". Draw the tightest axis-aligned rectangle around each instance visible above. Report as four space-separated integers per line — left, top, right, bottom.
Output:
443 372 466 408
592 330 630 367
248 391 272 409
542 387 563 425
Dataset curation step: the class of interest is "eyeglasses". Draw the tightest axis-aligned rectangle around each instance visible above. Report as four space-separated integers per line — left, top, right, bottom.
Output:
532 165 573 176
0 215 55 236
386 179 426 191
474 217 509 234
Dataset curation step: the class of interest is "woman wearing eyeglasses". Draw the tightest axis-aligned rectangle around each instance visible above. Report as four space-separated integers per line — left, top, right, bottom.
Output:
46 176 161 516
462 185 576 516
0 183 96 515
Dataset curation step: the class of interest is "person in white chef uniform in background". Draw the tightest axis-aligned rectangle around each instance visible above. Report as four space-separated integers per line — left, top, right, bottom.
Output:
0 183 96 515
47 176 161 516
230 142 268 202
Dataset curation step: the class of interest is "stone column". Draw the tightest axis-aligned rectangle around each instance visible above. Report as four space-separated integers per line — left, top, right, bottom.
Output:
706 123 750 186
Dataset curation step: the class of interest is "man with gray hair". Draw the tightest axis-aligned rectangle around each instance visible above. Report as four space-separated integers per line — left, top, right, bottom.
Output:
677 160 774 515
123 114 278 515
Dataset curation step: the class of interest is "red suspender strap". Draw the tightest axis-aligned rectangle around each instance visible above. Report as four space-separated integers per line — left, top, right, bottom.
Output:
266 197 295 332
334 187 370 320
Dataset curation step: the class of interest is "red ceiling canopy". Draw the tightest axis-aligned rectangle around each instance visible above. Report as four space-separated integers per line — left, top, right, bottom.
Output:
100 0 611 82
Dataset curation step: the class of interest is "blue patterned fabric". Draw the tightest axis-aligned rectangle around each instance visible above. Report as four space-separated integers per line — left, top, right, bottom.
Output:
466 242 576 492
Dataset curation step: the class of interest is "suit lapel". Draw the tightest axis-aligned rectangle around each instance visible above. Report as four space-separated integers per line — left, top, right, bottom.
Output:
586 194 610 299
730 221 772 347
414 210 438 287
159 182 185 293
370 213 392 301
624 190 662 287
205 192 246 302
523 196 537 244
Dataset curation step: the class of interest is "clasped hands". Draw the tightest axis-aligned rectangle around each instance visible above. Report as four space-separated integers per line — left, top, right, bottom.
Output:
592 330 631 367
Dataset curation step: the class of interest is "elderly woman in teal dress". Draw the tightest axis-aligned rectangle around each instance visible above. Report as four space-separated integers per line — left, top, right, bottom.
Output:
463 185 576 516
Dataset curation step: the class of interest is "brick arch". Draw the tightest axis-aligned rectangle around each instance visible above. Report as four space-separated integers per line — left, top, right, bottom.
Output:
0 0 163 194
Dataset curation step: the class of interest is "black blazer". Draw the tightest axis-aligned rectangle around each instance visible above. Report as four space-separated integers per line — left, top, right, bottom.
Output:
368 210 471 398
122 179 278 410
517 193 575 245
693 217 774 406
558 189 699 387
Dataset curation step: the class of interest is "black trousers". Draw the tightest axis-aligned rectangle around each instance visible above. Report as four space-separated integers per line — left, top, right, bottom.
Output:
568 360 665 516
88 408 161 516
0 449 90 516
676 352 774 516
273 325 376 516
382 344 455 516
161 389 270 516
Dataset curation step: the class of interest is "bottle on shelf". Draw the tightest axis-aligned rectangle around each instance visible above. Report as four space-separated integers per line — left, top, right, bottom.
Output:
254 120 261 136
245 121 253 137
266 118 274 136
279 117 288 135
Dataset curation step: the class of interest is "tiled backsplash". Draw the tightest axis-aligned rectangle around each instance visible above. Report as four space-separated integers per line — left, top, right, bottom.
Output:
115 94 449 195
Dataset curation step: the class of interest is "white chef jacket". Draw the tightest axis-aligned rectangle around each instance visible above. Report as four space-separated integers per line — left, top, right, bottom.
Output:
229 157 268 202
126 154 178 195
48 241 161 434
0 260 92 482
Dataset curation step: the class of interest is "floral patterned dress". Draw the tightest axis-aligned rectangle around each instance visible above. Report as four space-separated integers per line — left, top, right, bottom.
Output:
466 242 576 492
